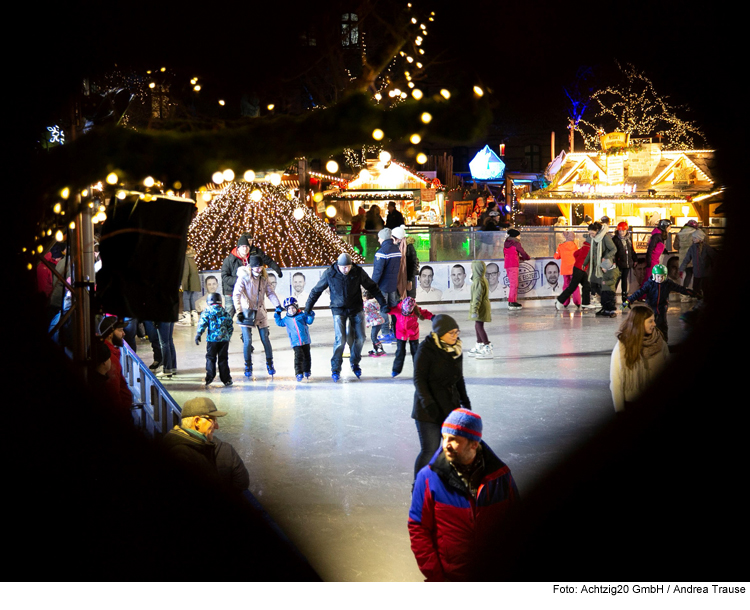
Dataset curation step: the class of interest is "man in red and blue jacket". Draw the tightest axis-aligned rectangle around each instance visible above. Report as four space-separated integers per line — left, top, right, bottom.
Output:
408 408 520 581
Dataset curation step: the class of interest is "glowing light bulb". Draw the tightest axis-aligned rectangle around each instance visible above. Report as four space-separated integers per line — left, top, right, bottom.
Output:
222 169 235 182
325 205 337 218
473 86 484 97
293 207 305 220
268 173 282 186
372 129 384 141
144 176 155 188
421 112 432 124
194 85 201 92
410 134 422 144
244 170 256 182
61 187 70 200
267 104 275 111
250 189 262 202
55 230 64 241
374 92 382 100
53 203 62 214
416 153 428 164
212 171 225 184
116 190 127 200
379 150 391 163
412 89 423 100
313 192 325 203
440 89 451 99
106 172 118 185
326 160 339 173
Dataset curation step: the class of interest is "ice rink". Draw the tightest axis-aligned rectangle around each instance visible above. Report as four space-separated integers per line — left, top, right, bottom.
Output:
149 298 691 582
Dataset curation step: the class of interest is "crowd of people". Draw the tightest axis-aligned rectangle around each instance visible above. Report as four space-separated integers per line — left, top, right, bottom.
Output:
35 210 712 582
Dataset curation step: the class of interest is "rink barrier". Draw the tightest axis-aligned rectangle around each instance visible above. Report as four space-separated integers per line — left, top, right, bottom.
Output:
120 343 182 439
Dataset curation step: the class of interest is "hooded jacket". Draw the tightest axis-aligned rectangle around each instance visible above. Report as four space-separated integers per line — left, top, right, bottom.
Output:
275 310 315 347
409 442 520 581
502 236 530 269
675 226 696 265
645 227 666 269
626 277 692 316
196 303 234 343
232 267 280 328
387 303 433 341
182 247 202 292
469 260 491 322
305 263 384 317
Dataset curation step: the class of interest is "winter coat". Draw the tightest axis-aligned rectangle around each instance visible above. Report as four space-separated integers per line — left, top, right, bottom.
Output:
573 241 591 272
182 247 202 292
674 226 696 265
585 226 617 282
232 267 280 328
372 238 402 293
645 228 666 269
613 234 636 269
37 252 59 298
610 339 669 412
274 310 315 347
387 304 434 341
412 334 471 424
554 240 578 276
163 427 250 494
385 209 406 229
196 304 233 343
469 261 491 322
601 266 621 293
680 241 716 278
220 245 281 296
626 278 692 316
408 442 520 581
104 340 133 410
502 236 530 269
364 298 385 327
306 263 384 317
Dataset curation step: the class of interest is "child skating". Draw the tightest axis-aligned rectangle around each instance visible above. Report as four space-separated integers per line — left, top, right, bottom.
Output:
468 260 493 359
194 292 234 387
388 296 434 377
274 297 315 382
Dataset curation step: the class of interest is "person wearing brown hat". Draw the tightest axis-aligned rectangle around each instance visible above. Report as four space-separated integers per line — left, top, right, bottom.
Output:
97 315 133 411
163 398 249 493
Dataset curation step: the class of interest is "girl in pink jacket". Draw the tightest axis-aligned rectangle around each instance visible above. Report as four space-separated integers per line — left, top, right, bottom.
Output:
503 229 531 309
388 297 434 377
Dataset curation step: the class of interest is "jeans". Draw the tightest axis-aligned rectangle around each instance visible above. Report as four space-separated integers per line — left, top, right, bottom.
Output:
379 290 401 334
414 419 443 480
557 267 591 306
183 290 199 312
241 325 273 368
155 322 176 371
206 340 231 383
143 321 162 363
331 312 365 373
393 339 419 374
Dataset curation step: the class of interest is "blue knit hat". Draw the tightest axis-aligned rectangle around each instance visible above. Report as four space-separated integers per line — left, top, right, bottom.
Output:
442 408 482 442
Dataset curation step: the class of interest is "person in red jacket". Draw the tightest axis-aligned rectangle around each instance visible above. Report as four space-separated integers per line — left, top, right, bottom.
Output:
98 316 134 412
408 408 520 581
503 229 530 310
555 236 597 310
388 296 434 377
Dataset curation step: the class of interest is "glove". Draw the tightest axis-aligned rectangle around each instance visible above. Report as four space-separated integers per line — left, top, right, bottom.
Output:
277 270 283 278
621 301 630 310
470 312 478 319
275 306 283 314
195 334 201 346
236 312 245 323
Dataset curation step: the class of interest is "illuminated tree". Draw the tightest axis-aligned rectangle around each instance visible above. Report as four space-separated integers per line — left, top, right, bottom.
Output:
575 61 706 151
188 182 364 270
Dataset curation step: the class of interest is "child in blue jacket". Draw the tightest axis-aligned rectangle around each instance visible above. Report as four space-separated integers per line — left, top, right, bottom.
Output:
194 292 234 387
274 297 315 381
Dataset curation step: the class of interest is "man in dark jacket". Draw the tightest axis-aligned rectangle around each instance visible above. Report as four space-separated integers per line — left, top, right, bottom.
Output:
221 234 282 319
409 408 520 581
305 253 385 382
385 201 406 229
372 228 402 342
163 397 250 494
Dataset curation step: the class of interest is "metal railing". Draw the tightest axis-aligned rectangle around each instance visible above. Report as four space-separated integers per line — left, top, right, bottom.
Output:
120 343 181 439
336 225 725 264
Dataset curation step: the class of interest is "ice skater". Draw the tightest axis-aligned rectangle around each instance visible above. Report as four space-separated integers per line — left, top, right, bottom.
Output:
364 289 386 357
194 292 234 387
503 229 530 310
623 263 695 342
467 260 493 358
274 297 315 382
388 296 434 377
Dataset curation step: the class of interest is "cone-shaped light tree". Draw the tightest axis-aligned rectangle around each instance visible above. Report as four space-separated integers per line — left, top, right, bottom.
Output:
188 181 364 270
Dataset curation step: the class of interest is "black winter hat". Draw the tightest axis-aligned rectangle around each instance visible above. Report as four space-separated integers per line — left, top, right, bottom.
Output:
237 235 251 247
432 314 459 336
248 255 263 268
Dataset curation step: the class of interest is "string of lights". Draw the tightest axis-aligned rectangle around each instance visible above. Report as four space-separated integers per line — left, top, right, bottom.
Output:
188 181 364 270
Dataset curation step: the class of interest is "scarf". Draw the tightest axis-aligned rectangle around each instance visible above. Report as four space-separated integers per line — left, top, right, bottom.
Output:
397 239 408 299
431 332 462 358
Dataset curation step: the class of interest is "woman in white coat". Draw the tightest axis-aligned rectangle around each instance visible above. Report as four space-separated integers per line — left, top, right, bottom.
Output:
610 304 669 412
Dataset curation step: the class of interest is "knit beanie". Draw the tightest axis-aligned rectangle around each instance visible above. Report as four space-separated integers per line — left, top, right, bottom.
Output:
507 229 520 238
238 235 250 247
337 252 352 266
432 314 458 336
248 255 263 268
378 228 392 241
442 408 482 441
391 225 406 240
